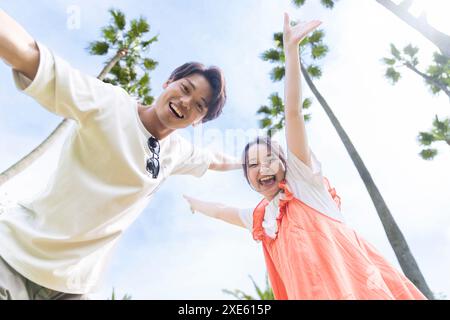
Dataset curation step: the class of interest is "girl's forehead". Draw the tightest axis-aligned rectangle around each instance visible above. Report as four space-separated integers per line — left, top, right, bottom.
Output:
248 143 273 159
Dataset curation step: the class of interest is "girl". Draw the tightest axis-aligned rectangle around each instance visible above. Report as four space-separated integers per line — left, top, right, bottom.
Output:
184 13 427 300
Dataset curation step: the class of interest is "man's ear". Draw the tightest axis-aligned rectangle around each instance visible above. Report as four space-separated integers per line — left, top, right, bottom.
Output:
162 79 172 89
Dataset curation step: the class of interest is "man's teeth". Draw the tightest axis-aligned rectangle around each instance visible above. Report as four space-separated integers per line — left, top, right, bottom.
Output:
170 103 184 118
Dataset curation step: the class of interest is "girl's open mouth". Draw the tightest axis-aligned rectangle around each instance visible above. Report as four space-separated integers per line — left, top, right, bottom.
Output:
259 175 276 187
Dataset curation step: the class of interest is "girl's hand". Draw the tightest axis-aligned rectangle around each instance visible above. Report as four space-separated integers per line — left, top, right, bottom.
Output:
283 12 321 51
183 194 200 214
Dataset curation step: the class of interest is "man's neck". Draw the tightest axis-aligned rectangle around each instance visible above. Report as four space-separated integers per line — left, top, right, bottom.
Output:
138 104 174 140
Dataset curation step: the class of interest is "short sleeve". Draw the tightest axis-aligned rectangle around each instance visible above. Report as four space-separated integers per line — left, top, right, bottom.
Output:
170 135 214 177
286 149 324 187
238 208 253 232
12 42 128 123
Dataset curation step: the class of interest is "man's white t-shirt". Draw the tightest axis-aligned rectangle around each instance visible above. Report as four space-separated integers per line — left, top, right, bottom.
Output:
239 150 345 238
0 43 213 294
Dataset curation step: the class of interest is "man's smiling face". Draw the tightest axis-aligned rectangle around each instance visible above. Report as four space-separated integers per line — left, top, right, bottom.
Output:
154 73 212 129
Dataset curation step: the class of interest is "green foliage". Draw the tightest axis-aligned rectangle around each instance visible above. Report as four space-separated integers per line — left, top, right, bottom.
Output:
270 66 286 82
109 287 132 300
418 116 450 160
257 92 311 136
89 41 110 55
311 44 328 59
382 43 449 98
291 0 337 9
307 64 322 78
261 49 282 62
426 53 450 95
385 66 401 84
223 275 274 300
419 148 438 160
382 43 450 160
110 9 126 30
87 8 159 105
390 43 402 60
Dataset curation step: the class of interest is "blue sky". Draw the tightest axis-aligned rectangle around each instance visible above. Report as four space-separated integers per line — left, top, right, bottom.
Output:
0 0 449 299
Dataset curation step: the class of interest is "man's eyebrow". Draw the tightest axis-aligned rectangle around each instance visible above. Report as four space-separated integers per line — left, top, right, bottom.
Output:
187 78 208 107
186 78 196 90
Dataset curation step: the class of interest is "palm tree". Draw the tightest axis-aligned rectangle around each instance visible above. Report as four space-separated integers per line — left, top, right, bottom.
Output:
259 4 434 299
0 9 158 187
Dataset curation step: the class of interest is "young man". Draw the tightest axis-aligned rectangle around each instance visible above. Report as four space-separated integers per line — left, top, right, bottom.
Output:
0 9 238 300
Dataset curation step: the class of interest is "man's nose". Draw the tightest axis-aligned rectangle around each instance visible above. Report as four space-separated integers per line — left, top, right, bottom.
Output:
180 97 192 110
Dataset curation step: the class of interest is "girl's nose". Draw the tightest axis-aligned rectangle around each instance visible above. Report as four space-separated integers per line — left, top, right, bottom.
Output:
260 164 272 174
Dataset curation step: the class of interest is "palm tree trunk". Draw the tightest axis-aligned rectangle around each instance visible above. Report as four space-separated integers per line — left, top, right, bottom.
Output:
0 49 127 187
300 63 434 299
376 0 450 58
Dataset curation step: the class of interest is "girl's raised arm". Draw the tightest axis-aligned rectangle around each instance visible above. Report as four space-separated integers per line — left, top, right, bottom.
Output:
283 13 321 168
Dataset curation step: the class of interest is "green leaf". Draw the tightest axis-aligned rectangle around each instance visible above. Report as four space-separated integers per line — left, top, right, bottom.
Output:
311 44 328 59
270 66 285 82
433 115 450 133
418 132 434 146
303 97 312 109
269 92 283 108
141 35 159 49
308 30 324 44
260 118 273 129
134 18 150 34
110 9 126 30
291 0 306 8
273 32 283 49
261 49 281 62
102 25 117 44
321 0 336 9
143 95 154 105
403 44 419 57
307 65 322 78
382 57 396 66
385 67 401 84
138 73 150 87
89 41 109 55
433 52 450 66
143 58 158 70
257 105 271 115
304 113 312 122
390 43 401 60
419 148 438 160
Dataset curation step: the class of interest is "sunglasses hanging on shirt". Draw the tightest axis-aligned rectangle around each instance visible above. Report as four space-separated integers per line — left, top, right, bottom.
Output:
146 136 160 179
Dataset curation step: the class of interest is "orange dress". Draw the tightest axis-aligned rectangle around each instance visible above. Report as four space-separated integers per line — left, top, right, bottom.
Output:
252 180 427 300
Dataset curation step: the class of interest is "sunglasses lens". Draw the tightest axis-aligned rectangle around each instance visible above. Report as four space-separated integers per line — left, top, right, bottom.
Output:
146 158 160 178
148 137 160 154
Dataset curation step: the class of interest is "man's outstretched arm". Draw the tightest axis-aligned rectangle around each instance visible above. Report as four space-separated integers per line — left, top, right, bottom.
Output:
0 9 39 80
209 151 242 171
